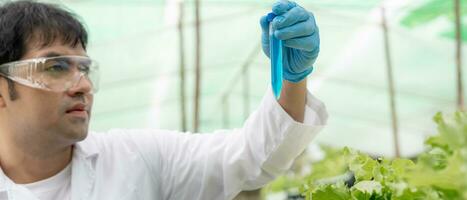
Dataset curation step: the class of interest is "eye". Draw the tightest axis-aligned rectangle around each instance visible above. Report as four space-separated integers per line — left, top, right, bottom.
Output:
78 63 91 74
45 61 70 73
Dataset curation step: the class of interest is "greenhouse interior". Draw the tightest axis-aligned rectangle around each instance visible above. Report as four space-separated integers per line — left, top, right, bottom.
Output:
0 0 466 199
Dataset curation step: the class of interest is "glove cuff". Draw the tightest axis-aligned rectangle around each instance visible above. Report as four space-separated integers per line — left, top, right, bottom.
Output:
283 66 313 83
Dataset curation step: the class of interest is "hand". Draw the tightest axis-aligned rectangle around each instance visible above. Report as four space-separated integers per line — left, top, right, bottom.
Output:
260 0 320 83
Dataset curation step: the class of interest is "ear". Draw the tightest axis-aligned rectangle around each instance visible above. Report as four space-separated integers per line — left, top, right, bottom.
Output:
0 93 5 108
0 78 8 108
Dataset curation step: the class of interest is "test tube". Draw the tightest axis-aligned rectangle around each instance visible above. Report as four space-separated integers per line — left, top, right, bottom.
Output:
267 13 283 99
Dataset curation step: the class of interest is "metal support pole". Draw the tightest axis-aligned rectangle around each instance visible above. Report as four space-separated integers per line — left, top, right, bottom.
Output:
454 0 464 110
177 1 187 132
381 7 401 158
193 0 202 132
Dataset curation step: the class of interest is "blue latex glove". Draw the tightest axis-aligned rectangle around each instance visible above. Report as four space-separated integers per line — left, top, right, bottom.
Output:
260 0 320 83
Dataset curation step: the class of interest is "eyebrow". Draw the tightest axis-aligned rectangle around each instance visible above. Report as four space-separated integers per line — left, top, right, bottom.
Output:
41 52 63 58
40 52 89 58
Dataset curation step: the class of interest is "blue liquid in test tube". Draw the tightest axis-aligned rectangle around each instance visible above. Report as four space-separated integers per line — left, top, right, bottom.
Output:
267 13 283 99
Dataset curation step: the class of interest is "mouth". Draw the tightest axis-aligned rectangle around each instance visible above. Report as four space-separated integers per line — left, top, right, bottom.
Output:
66 104 89 118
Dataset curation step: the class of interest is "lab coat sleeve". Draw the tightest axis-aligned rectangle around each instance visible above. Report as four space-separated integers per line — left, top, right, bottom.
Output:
129 88 328 200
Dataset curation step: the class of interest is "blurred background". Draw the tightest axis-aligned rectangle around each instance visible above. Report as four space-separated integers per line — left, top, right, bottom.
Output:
41 0 465 196
37 0 465 199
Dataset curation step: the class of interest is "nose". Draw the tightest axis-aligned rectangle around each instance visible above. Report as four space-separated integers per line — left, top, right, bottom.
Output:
66 74 93 96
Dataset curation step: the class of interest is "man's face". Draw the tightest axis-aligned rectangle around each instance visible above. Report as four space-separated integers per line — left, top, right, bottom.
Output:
0 39 93 146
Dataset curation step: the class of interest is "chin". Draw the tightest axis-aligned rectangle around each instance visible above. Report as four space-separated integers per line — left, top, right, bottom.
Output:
62 126 89 143
73 130 89 142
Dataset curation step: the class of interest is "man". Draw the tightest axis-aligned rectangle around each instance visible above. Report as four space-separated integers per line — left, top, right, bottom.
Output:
0 0 327 199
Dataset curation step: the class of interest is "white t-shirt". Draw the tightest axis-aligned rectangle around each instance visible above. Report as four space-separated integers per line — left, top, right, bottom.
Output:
19 164 71 200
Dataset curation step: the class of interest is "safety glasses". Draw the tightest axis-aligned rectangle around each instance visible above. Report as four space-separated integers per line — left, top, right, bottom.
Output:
0 56 100 93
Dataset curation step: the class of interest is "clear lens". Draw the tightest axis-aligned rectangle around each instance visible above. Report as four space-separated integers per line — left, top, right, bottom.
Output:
0 56 100 93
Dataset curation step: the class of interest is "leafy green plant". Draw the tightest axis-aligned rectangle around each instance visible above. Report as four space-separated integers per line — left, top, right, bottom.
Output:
262 112 467 200
261 146 348 198
305 112 467 200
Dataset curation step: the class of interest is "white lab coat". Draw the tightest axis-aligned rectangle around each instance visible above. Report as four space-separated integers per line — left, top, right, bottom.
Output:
0 88 327 200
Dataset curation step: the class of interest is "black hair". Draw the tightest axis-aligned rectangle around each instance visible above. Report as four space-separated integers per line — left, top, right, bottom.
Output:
0 0 88 100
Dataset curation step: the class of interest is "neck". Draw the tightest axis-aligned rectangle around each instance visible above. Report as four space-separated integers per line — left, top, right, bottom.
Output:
0 136 73 184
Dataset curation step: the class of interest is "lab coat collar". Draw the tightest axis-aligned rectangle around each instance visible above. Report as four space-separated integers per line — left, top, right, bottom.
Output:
73 134 100 161
71 134 100 200
0 165 9 193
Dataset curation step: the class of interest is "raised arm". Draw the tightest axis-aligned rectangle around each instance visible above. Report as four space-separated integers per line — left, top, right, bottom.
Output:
279 79 307 122
260 0 320 123
120 1 325 200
